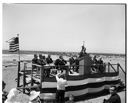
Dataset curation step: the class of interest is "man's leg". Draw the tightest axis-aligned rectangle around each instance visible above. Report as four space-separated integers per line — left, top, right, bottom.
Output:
60 90 65 103
56 90 60 103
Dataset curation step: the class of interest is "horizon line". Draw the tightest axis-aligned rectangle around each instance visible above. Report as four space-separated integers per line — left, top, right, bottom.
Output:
2 49 125 55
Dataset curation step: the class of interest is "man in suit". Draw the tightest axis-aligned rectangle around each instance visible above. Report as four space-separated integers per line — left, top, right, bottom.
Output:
103 86 121 103
54 55 67 73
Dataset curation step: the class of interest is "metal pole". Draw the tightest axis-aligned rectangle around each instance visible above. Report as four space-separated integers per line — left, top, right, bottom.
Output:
17 61 20 87
17 34 20 61
17 34 21 87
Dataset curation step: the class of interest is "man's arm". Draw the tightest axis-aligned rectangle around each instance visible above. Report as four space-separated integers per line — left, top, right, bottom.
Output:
55 73 60 81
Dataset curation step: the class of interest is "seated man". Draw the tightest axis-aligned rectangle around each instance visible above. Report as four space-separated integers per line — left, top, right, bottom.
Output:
74 55 79 73
54 55 67 73
46 54 53 64
38 54 48 77
69 56 75 72
46 54 53 77
32 54 39 70
98 57 105 73
92 55 98 73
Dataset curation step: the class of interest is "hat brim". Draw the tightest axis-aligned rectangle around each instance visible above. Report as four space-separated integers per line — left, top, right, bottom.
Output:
29 91 40 101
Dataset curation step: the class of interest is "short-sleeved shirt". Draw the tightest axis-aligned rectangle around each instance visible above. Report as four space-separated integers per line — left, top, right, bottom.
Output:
56 75 67 90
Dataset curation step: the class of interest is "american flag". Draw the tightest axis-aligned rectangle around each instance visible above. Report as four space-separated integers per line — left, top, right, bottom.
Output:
9 37 19 52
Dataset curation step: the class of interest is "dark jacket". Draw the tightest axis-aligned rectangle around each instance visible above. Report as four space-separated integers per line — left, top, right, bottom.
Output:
55 59 67 66
105 93 121 103
32 58 39 69
54 59 67 69
69 57 75 65
38 59 46 66
32 58 38 64
46 57 53 64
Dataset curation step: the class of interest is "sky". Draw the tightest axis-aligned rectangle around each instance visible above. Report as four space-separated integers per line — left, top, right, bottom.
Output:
2 3 125 54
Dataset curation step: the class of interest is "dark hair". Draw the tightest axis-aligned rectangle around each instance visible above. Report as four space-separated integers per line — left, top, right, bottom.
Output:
60 74 66 79
2 81 6 90
2 81 6 86
34 54 38 57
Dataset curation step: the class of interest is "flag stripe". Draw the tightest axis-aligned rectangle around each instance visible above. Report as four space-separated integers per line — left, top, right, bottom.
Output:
9 37 19 52
10 45 19 48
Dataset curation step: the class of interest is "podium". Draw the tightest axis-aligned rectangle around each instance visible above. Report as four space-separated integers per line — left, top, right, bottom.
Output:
79 54 93 75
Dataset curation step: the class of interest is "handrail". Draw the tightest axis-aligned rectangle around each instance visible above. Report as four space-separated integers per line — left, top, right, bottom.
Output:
17 85 40 90
18 61 125 96
108 62 117 72
32 63 84 68
118 63 126 75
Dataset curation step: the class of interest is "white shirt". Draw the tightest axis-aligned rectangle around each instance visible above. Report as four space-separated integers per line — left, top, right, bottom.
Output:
56 75 67 90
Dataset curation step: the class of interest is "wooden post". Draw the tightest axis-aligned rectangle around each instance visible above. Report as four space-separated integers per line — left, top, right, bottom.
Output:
108 62 110 73
66 66 68 80
109 63 116 72
23 62 26 93
40 66 44 103
84 56 86 75
17 61 20 87
118 63 126 75
40 66 44 89
117 63 119 73
31 64 34 86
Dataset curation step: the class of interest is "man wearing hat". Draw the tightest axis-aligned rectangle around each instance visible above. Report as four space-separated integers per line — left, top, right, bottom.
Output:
55 73 68 103
103 86 121 103
29 91 40 103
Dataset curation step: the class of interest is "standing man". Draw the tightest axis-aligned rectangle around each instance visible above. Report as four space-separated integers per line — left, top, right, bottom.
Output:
55 73 68 103
103 86 121 103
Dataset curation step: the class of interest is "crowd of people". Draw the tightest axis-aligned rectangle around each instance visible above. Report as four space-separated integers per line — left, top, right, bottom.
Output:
31 52 107 77
32 54 80 77
32 54 53 77
2 81 40 103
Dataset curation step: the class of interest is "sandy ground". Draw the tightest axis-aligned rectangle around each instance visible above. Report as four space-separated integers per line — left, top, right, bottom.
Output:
76 91 126 103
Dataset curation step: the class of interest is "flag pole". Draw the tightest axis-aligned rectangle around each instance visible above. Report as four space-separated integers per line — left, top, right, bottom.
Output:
17 34 20 61
17 34 21 87
83 41 85 47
